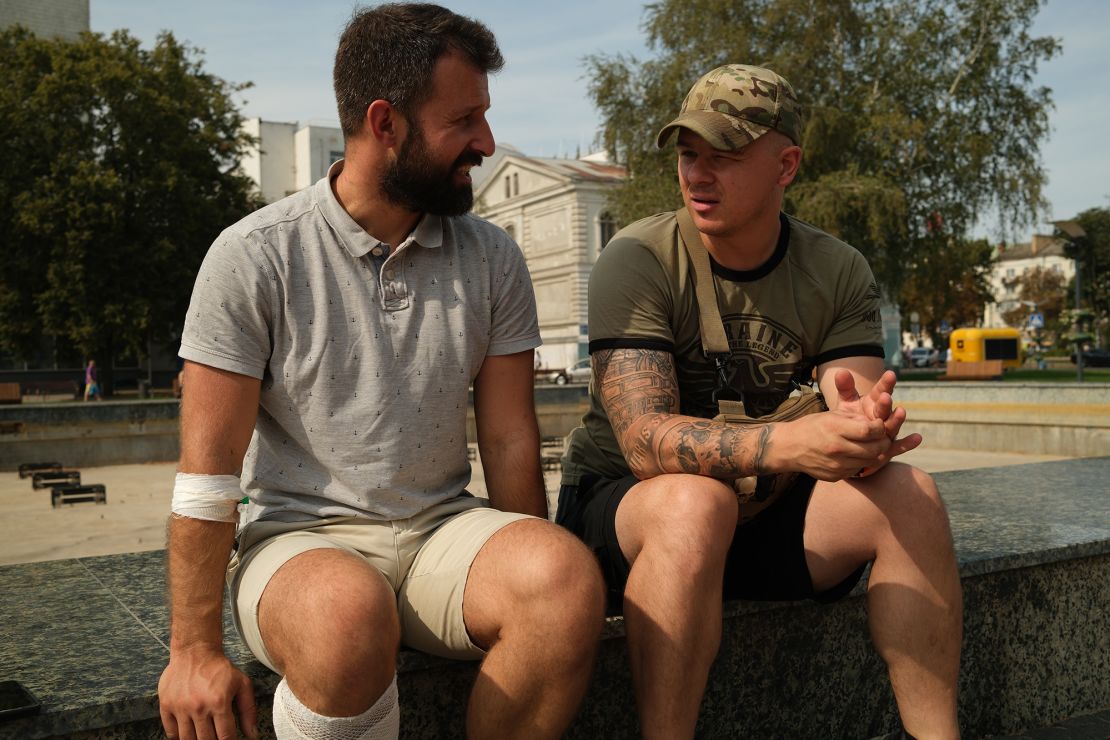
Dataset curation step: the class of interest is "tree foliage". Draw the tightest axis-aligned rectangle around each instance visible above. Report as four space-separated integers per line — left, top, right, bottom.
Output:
1067 206 1110 343
0 27 263 386
586 0 1058 297
1000 265 1066 327
899 235 996 346
1000 265 1067 348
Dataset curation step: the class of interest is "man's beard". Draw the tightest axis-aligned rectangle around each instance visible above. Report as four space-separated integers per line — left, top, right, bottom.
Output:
381 125 483 216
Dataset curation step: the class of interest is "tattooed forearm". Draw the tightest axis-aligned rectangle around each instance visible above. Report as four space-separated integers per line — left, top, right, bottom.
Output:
596 348 774 479
669 420 771 478
595 349 678 435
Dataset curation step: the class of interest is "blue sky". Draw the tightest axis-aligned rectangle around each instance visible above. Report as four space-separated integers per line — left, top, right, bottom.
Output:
91 0 1109 237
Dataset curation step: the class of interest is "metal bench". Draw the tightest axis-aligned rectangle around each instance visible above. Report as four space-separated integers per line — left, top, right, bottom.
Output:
32 470 81 489
51 484 107 507
19 462 63 479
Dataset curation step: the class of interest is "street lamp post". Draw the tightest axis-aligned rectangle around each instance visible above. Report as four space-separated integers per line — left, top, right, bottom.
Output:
1052 220 1088 382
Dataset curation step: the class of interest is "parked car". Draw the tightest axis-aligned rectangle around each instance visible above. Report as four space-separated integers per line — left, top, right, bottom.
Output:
1070 348 1110 367
909 347 940 367
549 358 593 385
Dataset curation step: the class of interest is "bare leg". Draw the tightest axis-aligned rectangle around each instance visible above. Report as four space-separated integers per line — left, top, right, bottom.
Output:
805 463 962 739
463 519 606 740
614 474 738 740
258 548 400 716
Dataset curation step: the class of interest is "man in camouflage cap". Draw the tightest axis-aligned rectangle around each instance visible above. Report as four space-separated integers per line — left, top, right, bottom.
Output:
557 63 962 738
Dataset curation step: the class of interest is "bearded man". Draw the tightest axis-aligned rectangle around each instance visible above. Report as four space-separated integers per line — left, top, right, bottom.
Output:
156 5 604 740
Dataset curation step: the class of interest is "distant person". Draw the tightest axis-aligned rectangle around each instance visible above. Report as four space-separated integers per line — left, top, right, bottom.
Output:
83 360 101 401
557 63 962 738
157 5 604 740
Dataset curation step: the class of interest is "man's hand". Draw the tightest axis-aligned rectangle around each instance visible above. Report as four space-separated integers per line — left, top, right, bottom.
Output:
771 405 892 481
158 646 257 740
831 369 921 475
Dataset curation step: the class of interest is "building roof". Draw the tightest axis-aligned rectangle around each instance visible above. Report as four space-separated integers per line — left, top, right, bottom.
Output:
521 155 625 183
996 234 1068 262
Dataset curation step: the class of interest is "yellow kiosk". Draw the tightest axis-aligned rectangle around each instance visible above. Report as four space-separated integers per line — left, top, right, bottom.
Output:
949 327 1023 370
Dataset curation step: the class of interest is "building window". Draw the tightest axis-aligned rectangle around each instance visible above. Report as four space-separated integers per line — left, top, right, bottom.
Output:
1005 268 1014 278
598 211 617 251
504 176 511 198
512 172 519 196
504 224 515 242
329 150 344 164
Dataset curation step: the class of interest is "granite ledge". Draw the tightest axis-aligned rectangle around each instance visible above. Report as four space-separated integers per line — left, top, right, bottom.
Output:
1 457 1107 738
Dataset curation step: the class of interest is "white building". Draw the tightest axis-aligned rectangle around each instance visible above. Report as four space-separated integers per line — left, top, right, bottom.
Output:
983 234 1074 328
1 0 88 40
240 133 626 369
240 118 344 203
474 149 624 371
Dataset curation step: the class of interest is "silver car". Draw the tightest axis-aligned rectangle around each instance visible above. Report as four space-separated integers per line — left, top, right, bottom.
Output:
551 358 592 385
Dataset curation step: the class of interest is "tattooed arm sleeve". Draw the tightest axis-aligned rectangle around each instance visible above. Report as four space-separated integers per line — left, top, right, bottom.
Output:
594 348 774 480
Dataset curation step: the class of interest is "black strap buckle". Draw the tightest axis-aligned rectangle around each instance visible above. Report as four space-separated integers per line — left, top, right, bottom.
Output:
710 353 744 405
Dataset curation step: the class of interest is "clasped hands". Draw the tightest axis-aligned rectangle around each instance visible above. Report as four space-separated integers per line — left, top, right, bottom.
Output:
784 369 921 481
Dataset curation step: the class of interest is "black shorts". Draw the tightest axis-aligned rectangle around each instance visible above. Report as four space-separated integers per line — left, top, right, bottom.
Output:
556 472 867 613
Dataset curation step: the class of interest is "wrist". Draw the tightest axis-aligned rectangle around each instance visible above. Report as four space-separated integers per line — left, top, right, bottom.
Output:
757 422 787 476
169 640 225 663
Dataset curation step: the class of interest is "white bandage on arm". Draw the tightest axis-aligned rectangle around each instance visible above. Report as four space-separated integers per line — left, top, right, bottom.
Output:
171 473 243 523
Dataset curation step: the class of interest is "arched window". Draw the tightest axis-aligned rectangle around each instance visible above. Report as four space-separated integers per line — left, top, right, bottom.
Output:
504 223 516 241
512 172 519 196
504 176 511 198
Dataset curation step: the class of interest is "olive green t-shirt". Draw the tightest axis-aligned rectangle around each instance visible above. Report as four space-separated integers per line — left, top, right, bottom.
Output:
561 209 884 485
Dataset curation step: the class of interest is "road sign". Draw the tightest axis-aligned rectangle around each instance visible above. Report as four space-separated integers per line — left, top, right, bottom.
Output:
1028 312 1045 329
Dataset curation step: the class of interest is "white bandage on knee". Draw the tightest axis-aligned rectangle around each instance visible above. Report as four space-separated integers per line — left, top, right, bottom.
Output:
273 675 399 740
170 472 243 523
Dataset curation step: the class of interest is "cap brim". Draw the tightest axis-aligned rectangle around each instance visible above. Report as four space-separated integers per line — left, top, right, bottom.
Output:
656 110 771 151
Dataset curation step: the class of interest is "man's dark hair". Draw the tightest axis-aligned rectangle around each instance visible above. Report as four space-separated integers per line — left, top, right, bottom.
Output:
333 3 503 138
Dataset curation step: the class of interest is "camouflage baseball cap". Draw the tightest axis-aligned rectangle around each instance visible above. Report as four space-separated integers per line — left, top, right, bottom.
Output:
656 64 803 151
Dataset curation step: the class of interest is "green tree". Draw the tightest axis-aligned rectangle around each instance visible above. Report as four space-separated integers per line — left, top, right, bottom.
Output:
899 236 996 345
1000 265 1066 327
586 0 1058 296
1000 264 1067 349
1067 206 1110 344
0 27 263 392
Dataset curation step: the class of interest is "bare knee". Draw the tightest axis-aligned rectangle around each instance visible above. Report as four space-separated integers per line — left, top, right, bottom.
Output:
467 521 605 655
619 474 738 564
505 524 605 632
260 549 399 702
872 463 953 548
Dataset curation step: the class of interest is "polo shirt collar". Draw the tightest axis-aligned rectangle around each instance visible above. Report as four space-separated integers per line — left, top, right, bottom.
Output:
315 159 443 259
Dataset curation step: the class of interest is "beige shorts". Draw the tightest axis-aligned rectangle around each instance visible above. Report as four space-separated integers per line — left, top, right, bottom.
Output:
227 495 534 669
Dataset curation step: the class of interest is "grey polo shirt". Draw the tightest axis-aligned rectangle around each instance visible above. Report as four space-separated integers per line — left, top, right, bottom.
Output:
179 161 540 522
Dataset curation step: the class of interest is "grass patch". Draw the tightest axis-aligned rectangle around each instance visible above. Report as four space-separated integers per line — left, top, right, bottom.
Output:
1001 367 1110 383
896 367 1110 383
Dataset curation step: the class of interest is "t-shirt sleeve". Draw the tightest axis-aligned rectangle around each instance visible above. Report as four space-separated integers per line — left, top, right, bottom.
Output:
486 231 541 357
178 230 274 379
814 249 885 364
587 232 675 353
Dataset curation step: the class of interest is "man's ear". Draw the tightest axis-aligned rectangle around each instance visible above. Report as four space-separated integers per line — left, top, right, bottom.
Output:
366 99 402 147
778 145 802 186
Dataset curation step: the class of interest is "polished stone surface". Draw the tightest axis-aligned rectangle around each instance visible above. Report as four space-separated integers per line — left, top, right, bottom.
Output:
0 457 1106 738
937 457 1110 574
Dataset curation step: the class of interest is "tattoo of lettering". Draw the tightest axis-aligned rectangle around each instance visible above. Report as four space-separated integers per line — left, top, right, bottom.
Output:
595 349 772 477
